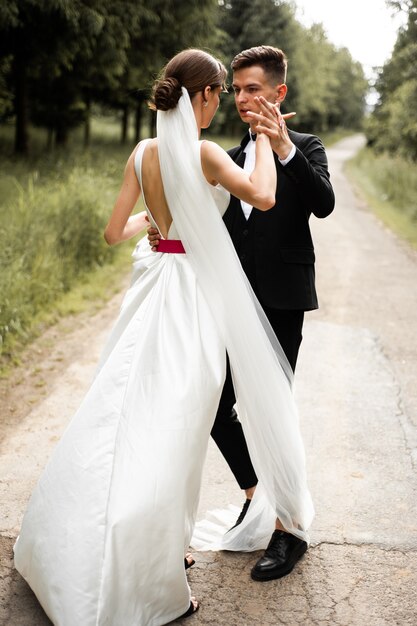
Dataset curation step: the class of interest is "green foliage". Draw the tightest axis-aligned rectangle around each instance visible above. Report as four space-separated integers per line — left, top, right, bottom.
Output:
366 78 417 159
366 0 417 159
213 1 367 135
0 143 134 357
218 0 298 55
0 0 369 148
0 0 122 151
213 0 301 135
116 0 222 143
0 56 12 118
347 146 417 247
0 0 222 151
286 22 367 133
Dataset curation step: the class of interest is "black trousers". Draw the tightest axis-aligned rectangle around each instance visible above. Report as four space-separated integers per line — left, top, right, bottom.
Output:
211 308 305 489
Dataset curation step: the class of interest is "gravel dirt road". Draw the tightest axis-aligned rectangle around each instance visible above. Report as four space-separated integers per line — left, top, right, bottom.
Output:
1 134 416 625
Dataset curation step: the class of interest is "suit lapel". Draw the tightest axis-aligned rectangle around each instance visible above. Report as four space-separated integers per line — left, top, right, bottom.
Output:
235 150 246 168
231 133 251 168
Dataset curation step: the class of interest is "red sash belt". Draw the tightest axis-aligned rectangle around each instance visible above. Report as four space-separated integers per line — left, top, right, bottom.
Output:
158 239 186 253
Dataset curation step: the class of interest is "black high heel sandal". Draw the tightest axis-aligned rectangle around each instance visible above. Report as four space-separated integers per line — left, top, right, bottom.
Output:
180 597 199 618
184 553 195 570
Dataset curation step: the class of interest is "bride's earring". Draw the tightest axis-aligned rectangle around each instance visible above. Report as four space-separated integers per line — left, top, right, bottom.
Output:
203 101 208 108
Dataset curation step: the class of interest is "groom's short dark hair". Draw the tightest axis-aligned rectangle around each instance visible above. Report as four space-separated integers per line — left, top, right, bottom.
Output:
231 46 287 85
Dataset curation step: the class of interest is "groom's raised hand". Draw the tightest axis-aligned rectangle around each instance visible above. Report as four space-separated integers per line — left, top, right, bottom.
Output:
147 226 161 251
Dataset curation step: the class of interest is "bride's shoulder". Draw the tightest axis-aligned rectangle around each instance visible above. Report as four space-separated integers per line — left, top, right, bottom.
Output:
200 139 227 164
200 138 221 151
130 138 158 163
134 137 157 153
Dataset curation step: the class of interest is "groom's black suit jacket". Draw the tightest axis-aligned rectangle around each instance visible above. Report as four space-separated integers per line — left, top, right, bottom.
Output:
224 130 335 311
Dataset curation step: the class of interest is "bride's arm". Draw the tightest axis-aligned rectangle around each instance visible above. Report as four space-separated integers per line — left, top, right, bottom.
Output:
201 97 278 211
201 133 276 211
104 147 148 246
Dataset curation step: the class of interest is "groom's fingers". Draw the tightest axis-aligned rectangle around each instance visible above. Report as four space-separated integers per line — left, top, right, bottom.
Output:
252 100 296 132
147 227 161 252
254 124 273 136
257 97 293 124
256 96 278 121
255 96 297 119
256 123 285 137
248 111 290 135
246 110 276 124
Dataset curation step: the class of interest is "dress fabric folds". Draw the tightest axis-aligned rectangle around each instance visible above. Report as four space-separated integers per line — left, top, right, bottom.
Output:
14 88 313 626
14 232 227 626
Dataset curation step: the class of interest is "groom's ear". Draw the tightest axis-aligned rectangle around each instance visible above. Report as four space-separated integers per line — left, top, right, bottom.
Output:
275 83 287 104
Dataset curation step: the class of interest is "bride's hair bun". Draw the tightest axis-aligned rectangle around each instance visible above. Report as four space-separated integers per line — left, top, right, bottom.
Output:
153 77 182 111
148 49 227 113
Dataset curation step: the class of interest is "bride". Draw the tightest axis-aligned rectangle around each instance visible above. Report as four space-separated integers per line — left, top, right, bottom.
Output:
14 48 313 625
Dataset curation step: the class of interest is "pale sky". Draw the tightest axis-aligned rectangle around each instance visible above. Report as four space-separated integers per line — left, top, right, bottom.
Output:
294 0 406 80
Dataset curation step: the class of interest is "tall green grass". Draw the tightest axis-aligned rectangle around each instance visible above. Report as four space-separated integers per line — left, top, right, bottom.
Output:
346 147 417 248
0 141 138 361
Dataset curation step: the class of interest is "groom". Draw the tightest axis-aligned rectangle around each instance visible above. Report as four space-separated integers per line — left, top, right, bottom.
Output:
149 45 335 580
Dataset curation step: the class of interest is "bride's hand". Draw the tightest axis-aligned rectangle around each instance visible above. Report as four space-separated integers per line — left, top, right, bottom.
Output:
247 96 296 159
247 96 295 135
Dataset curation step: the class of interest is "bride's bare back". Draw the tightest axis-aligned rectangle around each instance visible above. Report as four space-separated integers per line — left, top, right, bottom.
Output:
140 139 173 239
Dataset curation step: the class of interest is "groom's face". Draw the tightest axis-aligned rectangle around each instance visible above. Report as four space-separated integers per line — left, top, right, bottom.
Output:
232 65 285 128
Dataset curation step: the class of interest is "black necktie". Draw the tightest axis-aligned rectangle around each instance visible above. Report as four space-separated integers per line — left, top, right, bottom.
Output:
250 132 257 141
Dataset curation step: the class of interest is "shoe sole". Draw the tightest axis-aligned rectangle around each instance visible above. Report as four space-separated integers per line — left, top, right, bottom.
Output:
250 543 308 582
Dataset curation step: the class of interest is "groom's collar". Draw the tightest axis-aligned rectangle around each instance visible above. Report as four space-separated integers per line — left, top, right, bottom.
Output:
240 129 253 150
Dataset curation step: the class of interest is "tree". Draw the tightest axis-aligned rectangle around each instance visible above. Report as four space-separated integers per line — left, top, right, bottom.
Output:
123 0 222 141
0 56 13 120
0 0 87 153
0 0 369 151
213 1 367 136
0 0 149 152
215 0 299 135
289 22 367 133
329 49 368 130
366 0 417 158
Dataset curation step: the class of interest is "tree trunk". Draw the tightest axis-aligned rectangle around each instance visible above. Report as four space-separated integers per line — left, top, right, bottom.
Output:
121 104 129 144
149 108 156 138
13 49 29 155
134 100 143 143
55 124 69 147
46 128 54 152
84 97 91 148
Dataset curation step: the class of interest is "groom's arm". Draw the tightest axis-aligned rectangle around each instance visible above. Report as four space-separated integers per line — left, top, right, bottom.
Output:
278 134 335 219
147 227 161 250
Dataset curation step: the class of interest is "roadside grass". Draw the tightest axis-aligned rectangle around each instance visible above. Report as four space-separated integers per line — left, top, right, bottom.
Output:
0 240 135 376
0 124 145 368
320 128 357 148
346 147 417 250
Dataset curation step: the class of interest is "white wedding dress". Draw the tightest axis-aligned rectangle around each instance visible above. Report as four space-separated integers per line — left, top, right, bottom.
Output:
14 88 314 626
14 141 230 626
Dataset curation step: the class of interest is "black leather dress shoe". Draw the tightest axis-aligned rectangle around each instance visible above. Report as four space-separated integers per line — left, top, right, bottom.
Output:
228 498 251 531
251 529 307 581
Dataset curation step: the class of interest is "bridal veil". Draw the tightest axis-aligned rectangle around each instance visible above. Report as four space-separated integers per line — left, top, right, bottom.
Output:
157 88 314 546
